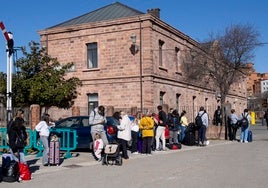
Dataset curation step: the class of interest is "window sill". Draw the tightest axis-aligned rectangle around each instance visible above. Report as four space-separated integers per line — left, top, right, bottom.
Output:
158 66 168 72
82 68 100 72
175 71 182 76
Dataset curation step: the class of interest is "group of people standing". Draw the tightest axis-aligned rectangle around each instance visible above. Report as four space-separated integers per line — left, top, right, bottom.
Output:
227 108 252 143
89 105 192 160
214 106 253 143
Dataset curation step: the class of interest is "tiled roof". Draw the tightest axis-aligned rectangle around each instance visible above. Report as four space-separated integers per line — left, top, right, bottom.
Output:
48 2 145 29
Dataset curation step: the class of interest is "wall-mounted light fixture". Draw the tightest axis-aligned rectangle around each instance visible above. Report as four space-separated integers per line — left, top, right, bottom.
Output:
130 33 139 55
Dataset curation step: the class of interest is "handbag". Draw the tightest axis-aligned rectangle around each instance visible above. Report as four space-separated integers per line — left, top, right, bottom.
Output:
15 131 26 148
164 125 170 139
18 162 31 181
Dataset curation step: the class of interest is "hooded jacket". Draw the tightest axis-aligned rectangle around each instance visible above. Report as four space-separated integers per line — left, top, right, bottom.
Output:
117 114 131 141
139 116 154 137
89 107 107 132
198 111 209 127
8 117 27 153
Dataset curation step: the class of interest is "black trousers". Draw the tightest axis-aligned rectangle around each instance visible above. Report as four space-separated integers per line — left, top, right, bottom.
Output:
117 138 129 159
131 131 138 153
142 137 153 154
228 124 238 141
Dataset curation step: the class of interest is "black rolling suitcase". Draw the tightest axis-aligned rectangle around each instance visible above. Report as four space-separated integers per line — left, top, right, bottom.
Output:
49 140 60 166
183 131 196 146
182 123 196 146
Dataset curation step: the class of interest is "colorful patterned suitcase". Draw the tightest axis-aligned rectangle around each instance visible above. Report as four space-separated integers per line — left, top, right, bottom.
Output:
49 141 60 166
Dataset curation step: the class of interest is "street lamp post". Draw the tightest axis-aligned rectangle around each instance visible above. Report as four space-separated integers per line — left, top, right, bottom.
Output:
130 33 142 112
0 22 14 122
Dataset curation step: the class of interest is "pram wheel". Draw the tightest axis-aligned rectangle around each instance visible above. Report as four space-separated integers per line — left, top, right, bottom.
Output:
102 155 107 165
116 155 123 166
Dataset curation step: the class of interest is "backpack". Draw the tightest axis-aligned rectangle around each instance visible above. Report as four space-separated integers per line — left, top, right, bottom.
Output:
2 161 20 182
195 113 205 129
240 113 249 129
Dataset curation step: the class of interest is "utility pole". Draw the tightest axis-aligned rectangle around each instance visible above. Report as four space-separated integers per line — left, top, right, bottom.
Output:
0 21 14 122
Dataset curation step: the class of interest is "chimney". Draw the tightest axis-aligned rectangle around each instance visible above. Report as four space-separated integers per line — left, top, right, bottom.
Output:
147 8 160 18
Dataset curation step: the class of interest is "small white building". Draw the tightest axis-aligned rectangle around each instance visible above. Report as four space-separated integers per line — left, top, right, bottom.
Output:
260 79 268 94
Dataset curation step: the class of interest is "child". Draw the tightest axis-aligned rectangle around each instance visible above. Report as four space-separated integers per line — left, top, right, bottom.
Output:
94 133 104 162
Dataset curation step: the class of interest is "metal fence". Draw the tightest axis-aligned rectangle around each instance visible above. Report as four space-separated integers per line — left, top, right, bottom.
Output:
0 127 77 159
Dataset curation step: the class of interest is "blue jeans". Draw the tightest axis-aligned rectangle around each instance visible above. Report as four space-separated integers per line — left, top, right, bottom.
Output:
240 126 249 142
40 136 49 165
179 125 186 142
10 148 26 163
169 130 178 144
198 125 207 144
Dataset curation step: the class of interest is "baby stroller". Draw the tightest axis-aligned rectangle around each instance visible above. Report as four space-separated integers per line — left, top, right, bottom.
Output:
102 143 122 166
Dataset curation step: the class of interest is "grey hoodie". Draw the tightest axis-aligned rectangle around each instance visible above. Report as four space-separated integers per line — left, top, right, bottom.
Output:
89 108 107 132
198 111 209 127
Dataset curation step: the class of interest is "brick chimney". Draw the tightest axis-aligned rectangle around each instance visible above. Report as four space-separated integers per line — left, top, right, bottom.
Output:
147 8 160 18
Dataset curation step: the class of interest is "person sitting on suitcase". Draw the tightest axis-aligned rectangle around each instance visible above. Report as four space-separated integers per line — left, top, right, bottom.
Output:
35 113 55 166
94 133 104 162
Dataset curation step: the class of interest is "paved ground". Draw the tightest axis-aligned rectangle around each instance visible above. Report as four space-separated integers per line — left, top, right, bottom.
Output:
1 121 267 187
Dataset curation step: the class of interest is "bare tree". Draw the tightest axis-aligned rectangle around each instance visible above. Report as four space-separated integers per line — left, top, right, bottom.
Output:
182 24 261 138
183 24 261 103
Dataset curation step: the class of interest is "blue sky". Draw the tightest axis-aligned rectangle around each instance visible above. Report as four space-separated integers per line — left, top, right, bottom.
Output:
0 0 267 73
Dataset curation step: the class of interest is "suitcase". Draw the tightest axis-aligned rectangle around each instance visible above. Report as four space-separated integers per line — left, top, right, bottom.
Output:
182 131 195 146
49 141 60 165
247 130 253 142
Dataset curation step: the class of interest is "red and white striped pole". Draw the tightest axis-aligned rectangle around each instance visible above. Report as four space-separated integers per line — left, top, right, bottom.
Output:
0 21 13 122
0 21 11 41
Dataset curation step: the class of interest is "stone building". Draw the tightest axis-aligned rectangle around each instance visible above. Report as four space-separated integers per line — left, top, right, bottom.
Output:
38 2 247 123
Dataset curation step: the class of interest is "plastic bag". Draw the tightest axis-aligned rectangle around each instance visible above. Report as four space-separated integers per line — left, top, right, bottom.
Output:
19 162 31 181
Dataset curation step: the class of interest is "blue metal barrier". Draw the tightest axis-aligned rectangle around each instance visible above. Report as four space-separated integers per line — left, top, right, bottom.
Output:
33 128 78 159
0 128 9 153
0 128 33 155
0 127 78 159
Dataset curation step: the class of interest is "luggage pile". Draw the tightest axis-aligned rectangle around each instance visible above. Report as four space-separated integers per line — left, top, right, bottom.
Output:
1 153 31 183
